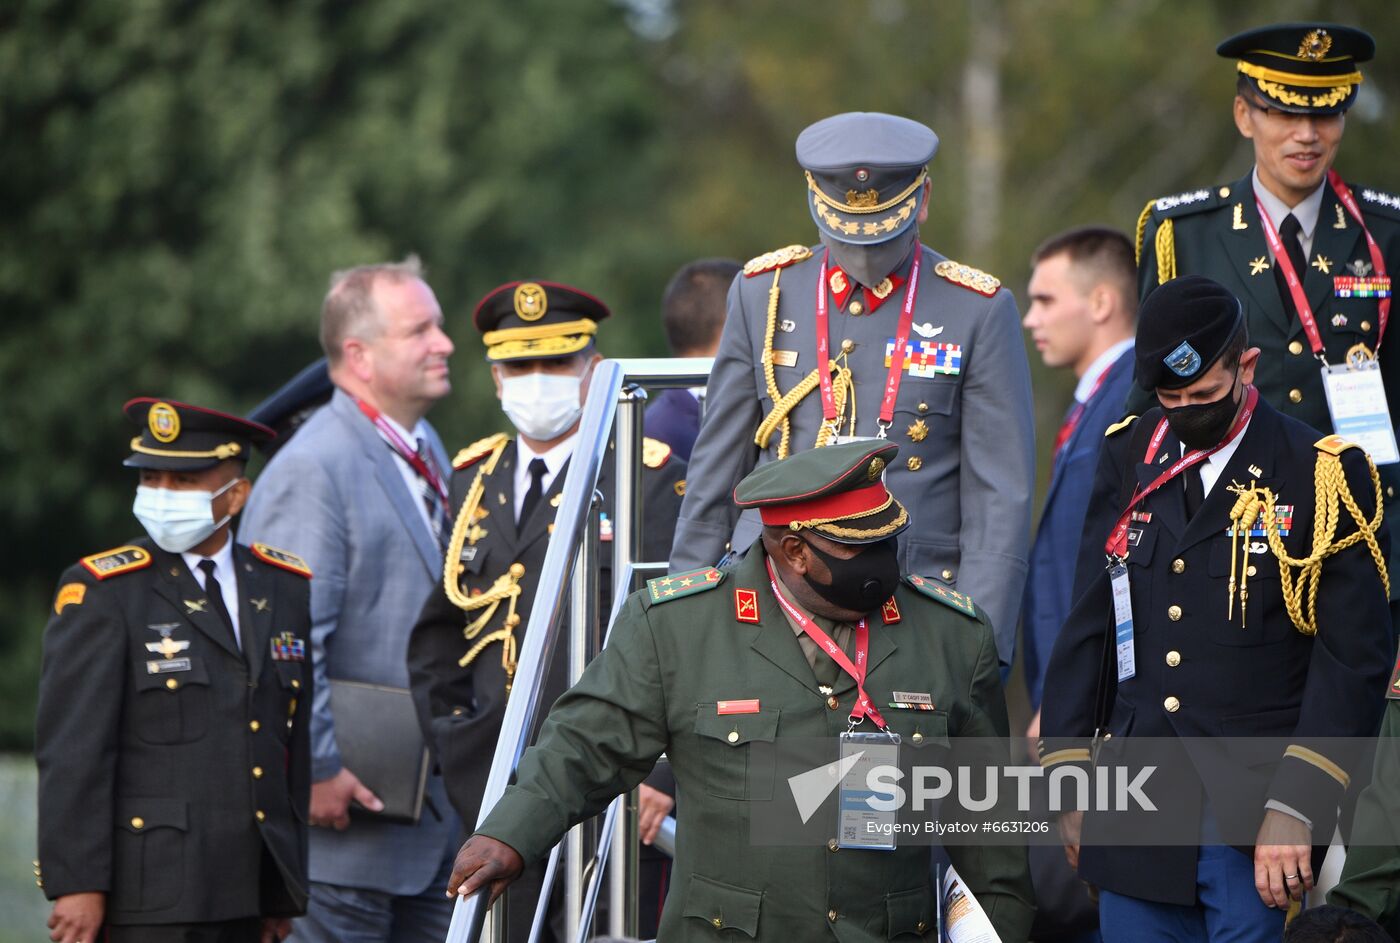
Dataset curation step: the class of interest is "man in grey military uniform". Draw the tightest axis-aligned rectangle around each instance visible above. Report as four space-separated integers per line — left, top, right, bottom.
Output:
670 111 1035 665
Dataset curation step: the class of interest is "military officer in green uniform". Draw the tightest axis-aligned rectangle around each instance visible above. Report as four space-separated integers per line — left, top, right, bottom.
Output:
671 111 1035 668
406 280 686 940
35 399 314 943
1328 650 1400 937
1134 23 1400 611
444 440 1035 942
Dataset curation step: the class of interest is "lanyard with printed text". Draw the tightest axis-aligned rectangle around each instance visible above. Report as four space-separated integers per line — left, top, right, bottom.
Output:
354 397 450 504
766 558 887 731
1103 385 1259 560
814 250 923 437
1256 174 1389 358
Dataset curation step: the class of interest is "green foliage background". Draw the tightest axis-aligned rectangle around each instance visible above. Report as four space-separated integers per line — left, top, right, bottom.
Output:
2 0 1398 752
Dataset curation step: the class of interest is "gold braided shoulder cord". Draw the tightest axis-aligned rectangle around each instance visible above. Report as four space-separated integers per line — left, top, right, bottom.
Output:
759 267 792 457
1134 199 1156 266
1234 452 1388 635
1154 218 1176 286
441 438 527 685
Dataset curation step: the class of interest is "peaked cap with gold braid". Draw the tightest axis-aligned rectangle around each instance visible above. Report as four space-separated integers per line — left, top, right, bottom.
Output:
473 280 611 363
1219 22 1374 116
123 398 274 471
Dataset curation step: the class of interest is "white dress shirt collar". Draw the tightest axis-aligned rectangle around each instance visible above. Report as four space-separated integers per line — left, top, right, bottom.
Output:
182 536 242 647
1074 338 1135 404
1253 167 1327 258
514 433 578 519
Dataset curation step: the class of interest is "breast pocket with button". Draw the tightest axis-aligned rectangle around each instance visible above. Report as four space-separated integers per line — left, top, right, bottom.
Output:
693 706 781 800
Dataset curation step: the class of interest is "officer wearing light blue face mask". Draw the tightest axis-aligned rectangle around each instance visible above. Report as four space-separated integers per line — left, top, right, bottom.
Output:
406 280 688 942
35 398 315 943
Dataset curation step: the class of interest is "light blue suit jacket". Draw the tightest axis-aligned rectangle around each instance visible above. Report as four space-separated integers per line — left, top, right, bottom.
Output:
240 388 460 894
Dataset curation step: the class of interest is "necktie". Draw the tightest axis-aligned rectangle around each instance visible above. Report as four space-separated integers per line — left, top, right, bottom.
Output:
198 559 238 648
1273 213 1308 316
1184 468 1205 519
416 437 447 543
519 458 548 525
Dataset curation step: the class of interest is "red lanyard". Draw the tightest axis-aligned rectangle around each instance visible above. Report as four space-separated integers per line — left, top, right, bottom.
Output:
814 250 923 436
1103 385 1259 559
1256 173 1389 357
354 398 450 503
766 558 887 731
1328 170 1390 345
1052 366 1111 463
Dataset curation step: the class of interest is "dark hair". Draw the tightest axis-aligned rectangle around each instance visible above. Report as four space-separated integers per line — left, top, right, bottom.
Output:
1218 317 1250 372
1031 227 1138 315
1283 905 1390 942
661 258 742 355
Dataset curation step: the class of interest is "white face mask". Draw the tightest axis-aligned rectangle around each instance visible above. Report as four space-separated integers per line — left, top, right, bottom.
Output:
500 371 583 441
132 478 240 553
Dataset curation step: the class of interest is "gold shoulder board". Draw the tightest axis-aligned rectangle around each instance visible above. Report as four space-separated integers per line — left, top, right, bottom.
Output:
80 545 153 581
933 259 1001 297
453 432 511 470
743 244 814 278
251 542 312 578
1105 415 1139 438
1315 434 1358 456
642 437 672 469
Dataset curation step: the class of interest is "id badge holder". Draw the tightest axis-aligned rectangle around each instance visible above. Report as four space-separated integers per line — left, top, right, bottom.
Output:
1110 564 1136 683
1321 361 1400 465
837 729 901 850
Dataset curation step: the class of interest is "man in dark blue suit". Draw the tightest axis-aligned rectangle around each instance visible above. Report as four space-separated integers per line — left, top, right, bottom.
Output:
1022 227 1139 727
1020 229 1137 943
644 258 739 461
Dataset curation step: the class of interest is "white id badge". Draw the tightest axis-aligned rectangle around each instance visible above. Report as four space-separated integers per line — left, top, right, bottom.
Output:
1321 362 1400 465
837 730 900 850
833 434 880 445
1111 564 1136 682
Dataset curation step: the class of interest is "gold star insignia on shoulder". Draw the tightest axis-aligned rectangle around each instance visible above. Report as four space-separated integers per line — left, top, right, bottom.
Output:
1312 255 1332 274
1249 256 1270 276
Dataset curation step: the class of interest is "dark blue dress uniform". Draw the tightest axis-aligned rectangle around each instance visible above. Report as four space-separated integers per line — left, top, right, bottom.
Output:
34 401 313 939
1133 23 1400 600
1041 277 1393 936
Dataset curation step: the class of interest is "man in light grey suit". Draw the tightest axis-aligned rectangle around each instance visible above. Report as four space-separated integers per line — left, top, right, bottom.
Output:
670 112 1035 666
240 256 463 942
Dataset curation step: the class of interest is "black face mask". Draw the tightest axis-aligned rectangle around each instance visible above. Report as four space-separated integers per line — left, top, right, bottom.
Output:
801 536 901 614
1163 373 1241 450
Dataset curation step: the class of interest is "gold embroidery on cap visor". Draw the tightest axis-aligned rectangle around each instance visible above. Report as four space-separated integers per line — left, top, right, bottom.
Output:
148 402 181 443
786 494 910 541
513 282 548 321
1237 61 1361 110
807 169 926 239
482 317 598 361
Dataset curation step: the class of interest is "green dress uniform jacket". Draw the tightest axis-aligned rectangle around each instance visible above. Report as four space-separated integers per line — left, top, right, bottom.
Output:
669 243 1035 666
1328 676 1400 938
35 538 313 926
475 549 1035 943
1135 171 1400 589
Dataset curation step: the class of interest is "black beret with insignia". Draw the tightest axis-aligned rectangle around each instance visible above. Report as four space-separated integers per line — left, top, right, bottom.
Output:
1135 276 1245 392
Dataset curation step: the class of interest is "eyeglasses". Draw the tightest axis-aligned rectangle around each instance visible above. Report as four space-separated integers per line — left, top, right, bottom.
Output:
1241 96 1343 123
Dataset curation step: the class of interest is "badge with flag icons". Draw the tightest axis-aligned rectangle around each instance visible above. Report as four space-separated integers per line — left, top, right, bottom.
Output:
1226 505 1293 537
885 340 961 377
270 631 306 662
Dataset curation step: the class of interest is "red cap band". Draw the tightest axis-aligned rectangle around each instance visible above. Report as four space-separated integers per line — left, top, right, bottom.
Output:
758 481 888 528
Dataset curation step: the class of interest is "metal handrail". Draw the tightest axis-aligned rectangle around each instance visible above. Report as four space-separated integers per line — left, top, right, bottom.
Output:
445 357 713 943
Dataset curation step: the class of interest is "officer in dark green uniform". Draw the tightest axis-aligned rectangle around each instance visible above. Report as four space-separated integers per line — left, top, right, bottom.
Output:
1134 23 1400 610
35 399 314 943
442 439 1034 943
1327 652 1400 937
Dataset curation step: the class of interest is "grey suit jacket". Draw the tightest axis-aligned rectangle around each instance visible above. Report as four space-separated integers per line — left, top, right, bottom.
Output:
239 388 460 895
669 242 1034 665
